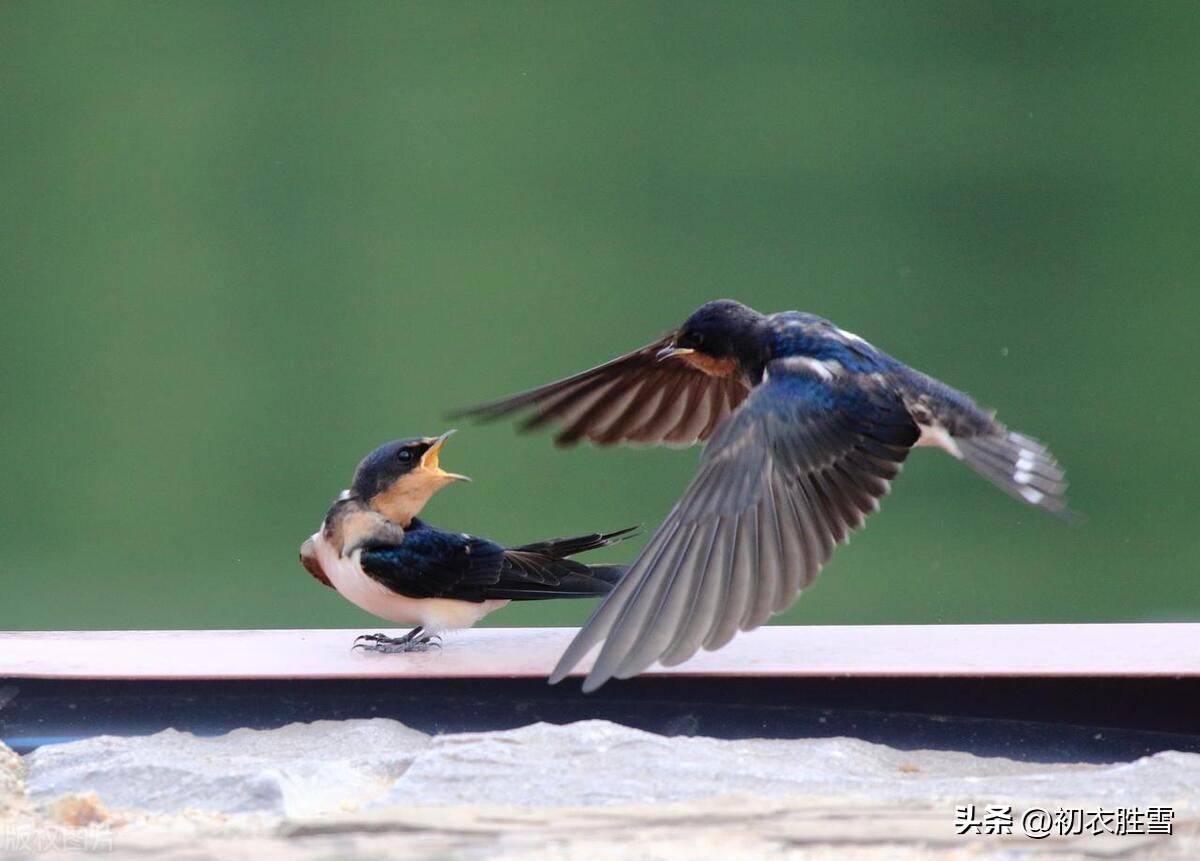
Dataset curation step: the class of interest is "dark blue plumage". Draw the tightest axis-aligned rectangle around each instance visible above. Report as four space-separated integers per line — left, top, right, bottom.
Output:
769 313 884 369
359 519 633 603
300 431 638 653
455 298 1077 689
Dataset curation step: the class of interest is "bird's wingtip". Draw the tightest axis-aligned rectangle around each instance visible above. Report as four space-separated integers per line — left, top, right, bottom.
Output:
548 652 611 690
1056 506 1087 527
579 673 608 694
443 404 479 421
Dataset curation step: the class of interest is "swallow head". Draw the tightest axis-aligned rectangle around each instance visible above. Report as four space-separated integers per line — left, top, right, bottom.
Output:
351 430 470 525
657 299 769 380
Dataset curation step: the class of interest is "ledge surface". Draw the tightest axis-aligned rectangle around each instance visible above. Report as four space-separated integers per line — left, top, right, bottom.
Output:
1 623 1197 680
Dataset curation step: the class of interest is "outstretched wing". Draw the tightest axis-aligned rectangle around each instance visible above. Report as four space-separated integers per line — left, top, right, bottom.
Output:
550 357 921 691
451 336 750 447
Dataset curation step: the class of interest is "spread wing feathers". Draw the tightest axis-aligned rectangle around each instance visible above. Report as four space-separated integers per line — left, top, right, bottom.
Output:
450 337 750 448
359 521 633 603
549 361 920 691
955 430 1079 522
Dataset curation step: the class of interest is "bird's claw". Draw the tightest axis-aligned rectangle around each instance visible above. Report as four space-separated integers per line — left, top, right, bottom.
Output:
353 632 390 644
351 632 443 653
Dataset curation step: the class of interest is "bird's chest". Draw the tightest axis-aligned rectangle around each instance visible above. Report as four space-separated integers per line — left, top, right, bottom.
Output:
310 534 419 623
310 533 504 631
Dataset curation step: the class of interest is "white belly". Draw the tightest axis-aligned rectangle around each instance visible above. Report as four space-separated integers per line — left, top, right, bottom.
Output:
310 533 508 633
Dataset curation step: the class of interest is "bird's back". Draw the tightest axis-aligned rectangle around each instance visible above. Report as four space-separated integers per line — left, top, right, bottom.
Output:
765 311 998 435
765 311 894 373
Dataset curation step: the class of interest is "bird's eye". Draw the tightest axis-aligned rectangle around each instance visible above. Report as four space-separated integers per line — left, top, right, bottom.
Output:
397 449 413 462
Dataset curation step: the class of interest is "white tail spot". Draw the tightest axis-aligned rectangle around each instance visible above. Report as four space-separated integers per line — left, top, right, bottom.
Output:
1020 487 1045 505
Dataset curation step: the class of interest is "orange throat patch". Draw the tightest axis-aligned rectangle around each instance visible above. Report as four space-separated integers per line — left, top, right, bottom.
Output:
369 469 459 527
681 351 739 379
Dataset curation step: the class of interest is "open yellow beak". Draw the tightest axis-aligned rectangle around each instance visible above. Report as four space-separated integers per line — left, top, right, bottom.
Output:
419 429 471 482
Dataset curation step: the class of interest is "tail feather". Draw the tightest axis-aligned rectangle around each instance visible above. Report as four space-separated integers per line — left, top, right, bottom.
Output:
509 526 641 559
582 563 626 587
483 527 639 601
956 431 1082 522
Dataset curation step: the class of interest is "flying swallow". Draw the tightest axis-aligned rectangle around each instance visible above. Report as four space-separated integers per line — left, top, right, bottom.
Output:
453 299 1078 689
300 430 636 652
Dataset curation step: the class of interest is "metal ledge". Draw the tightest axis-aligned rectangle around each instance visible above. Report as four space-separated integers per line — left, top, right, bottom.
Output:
2 623 1198 680
2 625 1198 762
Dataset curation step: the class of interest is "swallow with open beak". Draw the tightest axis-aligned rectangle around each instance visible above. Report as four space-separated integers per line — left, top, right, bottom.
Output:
453 299 1079 689
299 430 636 652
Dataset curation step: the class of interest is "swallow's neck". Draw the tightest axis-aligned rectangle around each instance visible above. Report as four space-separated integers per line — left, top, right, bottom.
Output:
730 320 772 385
367 470 456 527
679 352 740 380
323 497 403 556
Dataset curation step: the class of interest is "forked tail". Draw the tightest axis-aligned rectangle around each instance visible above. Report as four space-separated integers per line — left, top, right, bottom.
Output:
488 526 640 600
956 430 1081 522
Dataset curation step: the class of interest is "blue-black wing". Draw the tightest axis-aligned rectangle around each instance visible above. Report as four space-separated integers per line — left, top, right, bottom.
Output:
359 521 632 602
550 357 921 691
450 336 749 447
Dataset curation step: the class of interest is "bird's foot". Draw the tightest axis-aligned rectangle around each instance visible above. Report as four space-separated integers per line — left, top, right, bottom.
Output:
352 632 442 653
405 634 443 653
353 633 392 645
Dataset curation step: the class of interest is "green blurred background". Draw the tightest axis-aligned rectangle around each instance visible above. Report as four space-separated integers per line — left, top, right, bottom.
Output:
1 1 1196 632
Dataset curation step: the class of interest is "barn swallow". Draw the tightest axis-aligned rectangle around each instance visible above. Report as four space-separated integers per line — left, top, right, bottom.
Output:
453 299 1079 689
299 430 636 652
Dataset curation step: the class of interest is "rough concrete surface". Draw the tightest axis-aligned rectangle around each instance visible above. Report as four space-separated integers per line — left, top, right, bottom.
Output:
0 742 23 816
25 719 429 817
4 720 1199 859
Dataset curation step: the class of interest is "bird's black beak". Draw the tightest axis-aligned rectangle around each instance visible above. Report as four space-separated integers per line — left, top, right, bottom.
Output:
419 429 471 482
656 344 695 362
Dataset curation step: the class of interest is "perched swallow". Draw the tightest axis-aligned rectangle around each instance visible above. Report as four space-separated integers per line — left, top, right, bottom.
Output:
454 299 1078 689
300 430 636 652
